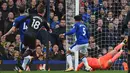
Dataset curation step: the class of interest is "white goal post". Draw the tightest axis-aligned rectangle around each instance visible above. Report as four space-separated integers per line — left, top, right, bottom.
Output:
66 0 80 71
74 0 79 71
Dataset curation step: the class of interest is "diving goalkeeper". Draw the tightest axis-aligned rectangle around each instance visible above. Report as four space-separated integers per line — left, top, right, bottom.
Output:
77 38 127 71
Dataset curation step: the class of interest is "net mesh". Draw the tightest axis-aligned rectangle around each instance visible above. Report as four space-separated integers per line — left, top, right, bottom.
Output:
66 0 129 70
66 0 78 69
66 0 76 48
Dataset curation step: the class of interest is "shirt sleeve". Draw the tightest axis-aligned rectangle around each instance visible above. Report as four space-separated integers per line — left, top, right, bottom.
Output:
65 24 77 36
13 19 20 28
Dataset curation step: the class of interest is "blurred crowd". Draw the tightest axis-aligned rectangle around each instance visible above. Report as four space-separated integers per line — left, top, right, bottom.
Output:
79 0 129 59
0 0 66 60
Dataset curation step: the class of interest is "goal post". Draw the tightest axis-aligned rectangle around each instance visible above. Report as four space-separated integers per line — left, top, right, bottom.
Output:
74 0 79 71
66 0 79 71
75 0 79 15
66 0 128 71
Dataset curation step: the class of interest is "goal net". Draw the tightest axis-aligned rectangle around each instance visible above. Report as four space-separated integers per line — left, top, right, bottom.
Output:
66 0 128 70
66 0 77 70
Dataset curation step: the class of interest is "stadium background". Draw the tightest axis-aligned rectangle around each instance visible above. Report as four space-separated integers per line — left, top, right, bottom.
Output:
0 0 66 70
67 0 129 71
0 0 129 72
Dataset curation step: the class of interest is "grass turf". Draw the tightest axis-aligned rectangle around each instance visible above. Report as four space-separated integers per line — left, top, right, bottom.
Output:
0 70 127 73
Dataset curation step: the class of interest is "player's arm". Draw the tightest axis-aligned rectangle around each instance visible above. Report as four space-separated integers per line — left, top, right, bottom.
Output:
59 24 77 38
3 26 17 37
64 24 77 36
2 19 19 38
77 62 84 71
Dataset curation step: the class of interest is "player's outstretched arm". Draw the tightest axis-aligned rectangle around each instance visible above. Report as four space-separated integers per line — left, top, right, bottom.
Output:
65 25 77 36
1 26 17 39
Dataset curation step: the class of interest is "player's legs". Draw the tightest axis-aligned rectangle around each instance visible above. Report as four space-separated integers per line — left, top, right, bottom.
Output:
99 38 127 69
114 38 127 52
15 32 35 72
111 50 123 63
22 54 33 70
14 49 33 73
24 31 36 50
105 50 124 69
15 42 26 71
78 44 92 71
21 32 36 70
19 42 26 54
103 38 127 58
65 43 78 71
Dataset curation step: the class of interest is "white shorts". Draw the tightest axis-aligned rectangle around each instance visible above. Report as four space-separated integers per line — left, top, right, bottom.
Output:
69 43 88 55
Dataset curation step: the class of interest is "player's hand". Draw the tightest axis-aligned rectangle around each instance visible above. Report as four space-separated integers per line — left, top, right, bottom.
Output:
59 34 64 38
1 35 6 40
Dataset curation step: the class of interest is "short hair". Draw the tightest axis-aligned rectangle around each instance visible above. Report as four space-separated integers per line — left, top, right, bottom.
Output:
74 15 82 21
18 5 25 13
37 3 45 14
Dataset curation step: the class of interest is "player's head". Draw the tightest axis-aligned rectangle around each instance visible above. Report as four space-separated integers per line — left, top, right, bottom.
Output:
37 3 45 14
74 15 82 21
18 5 25 14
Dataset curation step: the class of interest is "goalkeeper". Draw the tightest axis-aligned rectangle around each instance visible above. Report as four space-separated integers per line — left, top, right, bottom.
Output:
77 38 127 71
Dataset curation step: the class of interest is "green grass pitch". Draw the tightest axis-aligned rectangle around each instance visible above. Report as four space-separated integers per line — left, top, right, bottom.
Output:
0 70 127 73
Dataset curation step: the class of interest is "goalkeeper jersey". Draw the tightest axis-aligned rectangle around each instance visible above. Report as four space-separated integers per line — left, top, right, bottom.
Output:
87 57 101 69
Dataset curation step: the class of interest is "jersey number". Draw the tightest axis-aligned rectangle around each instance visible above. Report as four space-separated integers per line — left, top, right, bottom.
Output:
32 19 40 29
23 22 28 30
83 27 86 36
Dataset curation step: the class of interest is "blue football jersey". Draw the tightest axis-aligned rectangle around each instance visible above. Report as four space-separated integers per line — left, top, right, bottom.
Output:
65 22 90 44
13 15 29 42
